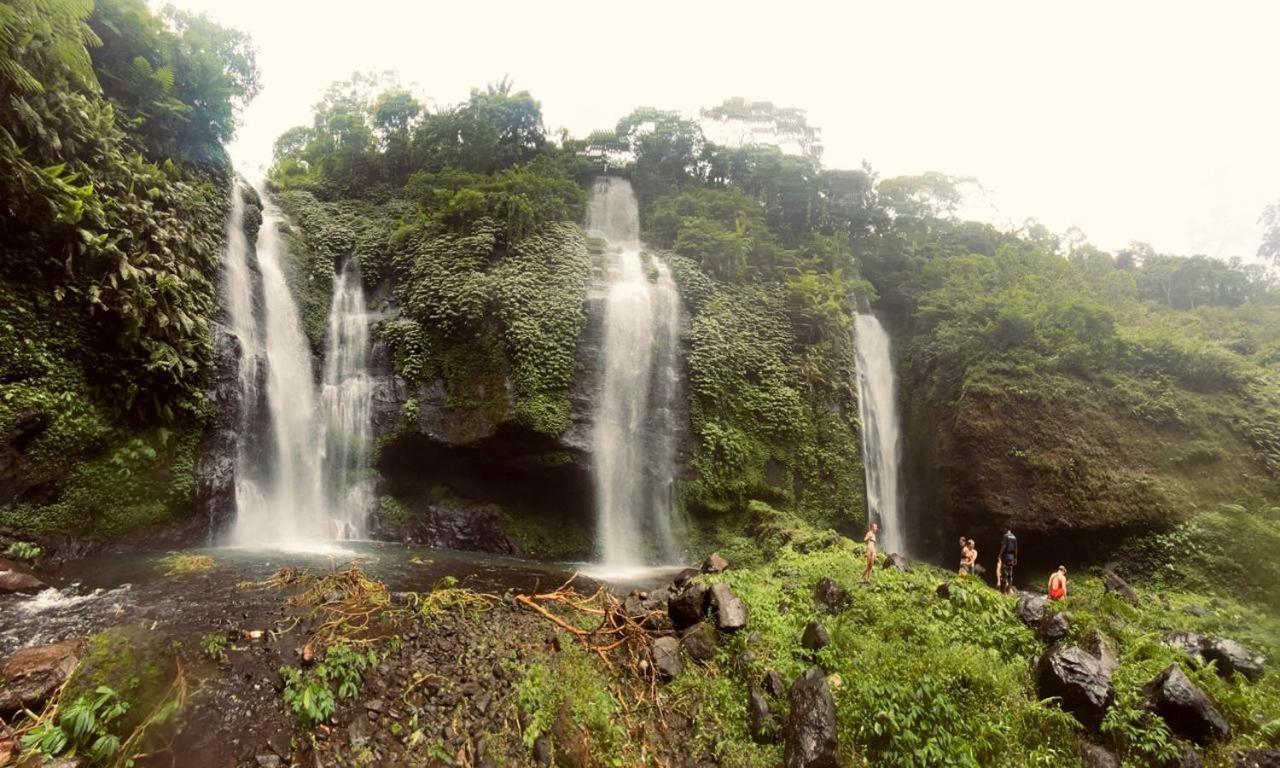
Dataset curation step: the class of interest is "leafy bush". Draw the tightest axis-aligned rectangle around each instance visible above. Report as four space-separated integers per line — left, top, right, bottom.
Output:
5 541 43 561
21 685 130 765
280 642 377 727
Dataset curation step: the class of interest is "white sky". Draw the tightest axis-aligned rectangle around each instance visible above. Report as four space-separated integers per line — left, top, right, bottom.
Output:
166 0 1280 260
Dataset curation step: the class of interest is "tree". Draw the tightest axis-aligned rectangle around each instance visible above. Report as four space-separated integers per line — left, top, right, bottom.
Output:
1261 200 1280 263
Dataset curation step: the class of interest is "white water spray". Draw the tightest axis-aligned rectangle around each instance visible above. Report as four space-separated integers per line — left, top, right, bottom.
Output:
588 177 685 570
854 312 906 556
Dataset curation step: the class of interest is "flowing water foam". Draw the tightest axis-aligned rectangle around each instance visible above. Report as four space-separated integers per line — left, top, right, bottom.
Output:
854 312 906 555
587 177 686 573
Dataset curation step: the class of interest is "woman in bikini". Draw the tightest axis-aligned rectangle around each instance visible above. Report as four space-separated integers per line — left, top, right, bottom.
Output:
1048 566 1068 601
964 538 978 575
861 522 880 583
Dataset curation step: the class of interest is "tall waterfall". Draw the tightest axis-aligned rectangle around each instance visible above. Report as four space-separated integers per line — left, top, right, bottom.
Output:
222 187 372 547
588 177 685 569
319 259 374 539
854 312 906 556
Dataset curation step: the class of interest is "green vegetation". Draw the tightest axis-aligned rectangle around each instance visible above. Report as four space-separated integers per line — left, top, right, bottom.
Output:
21 685 130 765
670 540 1280 767
198 633 228 662
516 641 627 765
155 551 215 576
280 643 377 727
0 0 257 537
5 540 43 561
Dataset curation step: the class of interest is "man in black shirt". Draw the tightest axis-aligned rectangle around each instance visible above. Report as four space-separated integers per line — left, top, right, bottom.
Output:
997 528 1018 594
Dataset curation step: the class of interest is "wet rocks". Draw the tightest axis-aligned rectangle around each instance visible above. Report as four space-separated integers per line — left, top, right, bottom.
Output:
801 621 830 652
1036 644 1114 731
1103 568 1139 605
747 687 778 744
1169 631 1206 658
1038 612 1072 643
763 669 787 699
784 667 837 768
1144 664 1231 745
702 553 730 574
1016 593 1049 626
0 568 45 594
1085 630 1120 675
668 583 709 630
812 577 850 613
1081 742 1120 768
882 553 911 573
680 622 717 663
651 636 682 681
672 567 700 589
0 637 87 716
709 583 747 632
1201 637 1265 682
1235 749 1280 768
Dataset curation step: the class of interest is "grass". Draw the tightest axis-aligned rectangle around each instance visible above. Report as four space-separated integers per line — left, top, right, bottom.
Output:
155 552 214 576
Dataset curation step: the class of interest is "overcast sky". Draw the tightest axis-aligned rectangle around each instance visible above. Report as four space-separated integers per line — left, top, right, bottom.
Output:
166 0 1280 260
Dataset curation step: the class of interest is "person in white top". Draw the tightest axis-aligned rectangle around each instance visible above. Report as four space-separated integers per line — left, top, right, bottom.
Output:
861 522 880 583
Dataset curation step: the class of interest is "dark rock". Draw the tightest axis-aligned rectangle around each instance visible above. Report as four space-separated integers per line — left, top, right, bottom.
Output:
411 497 519 555
651 636 682 681
0 637 86 716
1103 569 1139 605
1036 645 1114 731
1016 593 1049 626
1201 637 1265 682
1168 632 1206 659
801 621 830 652
702 553 729 574
673 568 700 589
709 583 748 632
812 578 850 613
763 670 787 699
533 735 552 766
1084 630 1119 676
1081 742 1120 768
1145 664 1231 745
0 568 45 594
1177 743 1205 768
882 553 911 572
668 583 709 630
936 582 952 599
1038 612 1072 643
1235 749 1280 768
784 668 837 768
680 622 717 664
195 322 245 535
748 687 777 743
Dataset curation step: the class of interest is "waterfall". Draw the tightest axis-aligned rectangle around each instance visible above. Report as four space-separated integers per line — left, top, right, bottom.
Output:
854 312 906 556
588 177 685 569
221 186 372 547
318 259 374 540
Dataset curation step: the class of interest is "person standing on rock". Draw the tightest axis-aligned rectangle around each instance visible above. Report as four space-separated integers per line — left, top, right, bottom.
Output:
958 537 970 575
861 522 879 583
964 539 978 576
997 527 1018 594
1048 566 1067 600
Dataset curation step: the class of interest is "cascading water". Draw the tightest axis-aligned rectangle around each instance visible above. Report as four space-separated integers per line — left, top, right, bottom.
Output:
588 177 685 570
853 312 906 555
318 259 374 539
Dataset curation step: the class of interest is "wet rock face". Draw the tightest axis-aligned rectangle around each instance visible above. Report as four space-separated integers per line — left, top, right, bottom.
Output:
1144 664 1232 745
784 668 837 768
0 410 58 511
0 637 86 716
402 497 518 555
1036 645 1115 731
197 322 257 536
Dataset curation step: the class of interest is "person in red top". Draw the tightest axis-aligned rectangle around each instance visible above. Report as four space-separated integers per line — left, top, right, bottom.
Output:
1048 566 1068 601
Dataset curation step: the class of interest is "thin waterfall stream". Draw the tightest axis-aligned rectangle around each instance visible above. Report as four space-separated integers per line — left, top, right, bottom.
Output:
222 185 373 547
854 311 906 556
587 176 686 571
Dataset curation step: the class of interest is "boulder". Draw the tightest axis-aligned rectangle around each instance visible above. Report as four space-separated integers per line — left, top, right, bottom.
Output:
1144 664 1231 745
1201 637 1265 682
1184 604 1209 617
672 568 700 589
1081 742 1120 768
0 568 45 594
747 687 777 744
936 582 952 600
1036 645 1114 731
651 636 682 681
882 553 911 573
1016 593 1049 626
1235 749 1280 768
784 668 837 768
1177 744 1205 768
1084 630 1120 676
1168 632 1206 659
680 622 717 664
1102 569 1139 605
668 583 708 631
1038 612 1072 643
812 578 850 614
801 621 830 652
0 637 87 715
709 583 748 632
702 553 729 574
762 670 787 699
